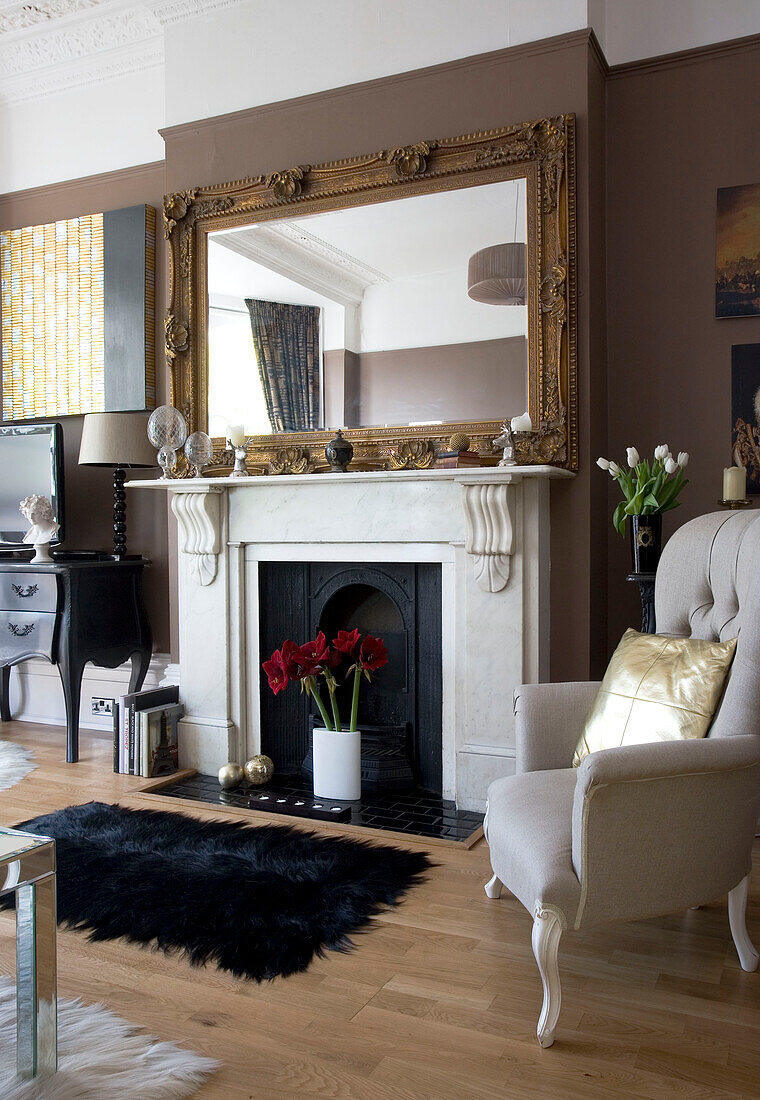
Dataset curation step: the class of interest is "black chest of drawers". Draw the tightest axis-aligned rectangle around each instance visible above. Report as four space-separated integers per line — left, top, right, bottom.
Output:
0 556 152 763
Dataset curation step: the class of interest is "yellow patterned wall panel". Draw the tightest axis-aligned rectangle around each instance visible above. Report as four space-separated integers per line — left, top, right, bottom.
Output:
0 214 105 420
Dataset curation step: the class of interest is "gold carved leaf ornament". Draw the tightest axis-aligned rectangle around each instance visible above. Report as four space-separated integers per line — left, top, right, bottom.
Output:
266 167 310 202
163 190 196 238
165 314 190 361
385 142 436 178
388 440 436 470
269 446 312 475
541 257 567 322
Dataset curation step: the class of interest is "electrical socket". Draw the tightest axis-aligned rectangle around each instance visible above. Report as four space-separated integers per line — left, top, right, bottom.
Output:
92 697 115 716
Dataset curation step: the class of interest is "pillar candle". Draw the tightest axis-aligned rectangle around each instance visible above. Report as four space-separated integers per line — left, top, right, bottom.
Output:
228 424 246 447
510 412 532 432
723 465 746 501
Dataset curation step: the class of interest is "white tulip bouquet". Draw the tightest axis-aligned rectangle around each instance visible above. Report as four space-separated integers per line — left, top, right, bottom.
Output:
597 445 689 535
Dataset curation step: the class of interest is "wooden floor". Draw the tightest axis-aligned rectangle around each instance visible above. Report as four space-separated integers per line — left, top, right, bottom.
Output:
0 723 759 1099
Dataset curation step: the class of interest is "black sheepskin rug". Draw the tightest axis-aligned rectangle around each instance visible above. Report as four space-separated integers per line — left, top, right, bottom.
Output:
11 802 431 981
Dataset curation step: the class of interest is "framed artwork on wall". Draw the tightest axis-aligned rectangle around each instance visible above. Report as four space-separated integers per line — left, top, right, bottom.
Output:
0 205 156 422
716 182 760 318
732 342 760 494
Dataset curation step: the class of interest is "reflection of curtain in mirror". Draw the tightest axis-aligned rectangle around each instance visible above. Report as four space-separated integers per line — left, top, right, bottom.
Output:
245 299 320 432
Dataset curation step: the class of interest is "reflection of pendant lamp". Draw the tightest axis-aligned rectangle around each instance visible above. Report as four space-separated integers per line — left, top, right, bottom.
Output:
467 242 527 305
467 188 527 305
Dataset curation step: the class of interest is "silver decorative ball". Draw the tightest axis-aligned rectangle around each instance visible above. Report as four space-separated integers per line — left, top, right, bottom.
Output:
218 762 244 789
244 754 274 786
185 431 214 476
148 404 188 450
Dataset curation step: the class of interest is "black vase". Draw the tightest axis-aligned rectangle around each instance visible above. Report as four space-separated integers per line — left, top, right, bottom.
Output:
324 429 353 472
629 514 662 573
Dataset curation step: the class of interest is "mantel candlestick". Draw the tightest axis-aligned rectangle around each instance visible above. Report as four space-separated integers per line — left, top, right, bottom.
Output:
227 425 251 477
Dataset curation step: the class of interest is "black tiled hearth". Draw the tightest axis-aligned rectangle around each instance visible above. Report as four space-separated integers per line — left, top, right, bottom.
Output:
153 772 484 844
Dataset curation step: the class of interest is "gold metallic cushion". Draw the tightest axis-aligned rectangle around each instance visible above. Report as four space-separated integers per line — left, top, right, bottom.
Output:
573 629 737 767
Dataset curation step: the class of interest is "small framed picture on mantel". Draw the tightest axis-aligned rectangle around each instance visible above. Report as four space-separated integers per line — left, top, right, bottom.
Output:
716 182 760 318
732 343 760 495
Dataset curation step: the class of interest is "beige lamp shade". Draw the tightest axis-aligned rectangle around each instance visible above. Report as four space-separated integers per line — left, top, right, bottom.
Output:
467 242 527 306
78 411 156 468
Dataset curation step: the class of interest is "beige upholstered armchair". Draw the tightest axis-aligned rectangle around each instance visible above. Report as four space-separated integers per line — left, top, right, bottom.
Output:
484 510 760 1047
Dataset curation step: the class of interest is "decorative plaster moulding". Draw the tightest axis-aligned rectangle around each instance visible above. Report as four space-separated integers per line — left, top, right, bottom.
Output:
0 1 102 36
213 222 389 309
0 0 246 103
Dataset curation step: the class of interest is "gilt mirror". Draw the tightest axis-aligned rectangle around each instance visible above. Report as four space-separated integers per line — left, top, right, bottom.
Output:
164 115 576 473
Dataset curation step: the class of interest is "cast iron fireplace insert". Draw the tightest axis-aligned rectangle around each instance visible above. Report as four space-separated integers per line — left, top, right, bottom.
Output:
258 561 443 795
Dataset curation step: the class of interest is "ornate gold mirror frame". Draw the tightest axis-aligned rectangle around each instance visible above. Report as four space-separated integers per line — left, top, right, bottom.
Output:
164 113 577 474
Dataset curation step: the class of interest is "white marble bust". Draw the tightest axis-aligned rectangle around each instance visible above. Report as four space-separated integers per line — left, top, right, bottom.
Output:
19 495 59 560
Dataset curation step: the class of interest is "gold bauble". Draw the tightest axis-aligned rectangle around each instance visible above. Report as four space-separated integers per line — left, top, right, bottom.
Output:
448 431 470 452
244 754 275 786
218 762 244 789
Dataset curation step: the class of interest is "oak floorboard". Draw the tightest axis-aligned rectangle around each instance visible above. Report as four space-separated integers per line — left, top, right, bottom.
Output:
0 721 758 1099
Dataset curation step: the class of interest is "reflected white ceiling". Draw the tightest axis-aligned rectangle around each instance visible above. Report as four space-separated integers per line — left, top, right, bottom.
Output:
211 178 527 298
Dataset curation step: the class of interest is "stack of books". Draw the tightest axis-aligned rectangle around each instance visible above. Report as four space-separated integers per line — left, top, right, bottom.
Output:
434 449 483 469
113 686 184 778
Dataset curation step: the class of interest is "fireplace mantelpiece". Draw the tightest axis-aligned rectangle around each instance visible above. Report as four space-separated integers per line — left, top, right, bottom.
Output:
129 466 572 810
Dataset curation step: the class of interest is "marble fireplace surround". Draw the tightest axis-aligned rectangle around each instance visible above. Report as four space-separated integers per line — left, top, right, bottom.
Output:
130 466 572 811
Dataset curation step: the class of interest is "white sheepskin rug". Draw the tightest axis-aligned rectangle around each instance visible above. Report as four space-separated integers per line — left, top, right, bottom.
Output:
0 978 218 1099
0 740 35 792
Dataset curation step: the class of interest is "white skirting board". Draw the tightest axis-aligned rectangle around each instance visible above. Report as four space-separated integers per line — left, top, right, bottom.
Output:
6 654 170 732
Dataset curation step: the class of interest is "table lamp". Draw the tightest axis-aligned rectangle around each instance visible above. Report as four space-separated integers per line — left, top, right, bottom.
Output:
79 412 156 558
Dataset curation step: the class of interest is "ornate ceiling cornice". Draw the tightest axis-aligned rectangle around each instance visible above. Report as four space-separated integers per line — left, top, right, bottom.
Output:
214 221 390 308
0 0 244 103
0 1 102 36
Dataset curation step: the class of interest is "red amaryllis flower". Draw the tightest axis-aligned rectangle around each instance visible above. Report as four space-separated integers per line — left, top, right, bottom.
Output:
297 631 337 675
299 631 329 664
322 647 342 670
262 650 288 694
333 628 361 655
280 639 305 679
359 634 388 672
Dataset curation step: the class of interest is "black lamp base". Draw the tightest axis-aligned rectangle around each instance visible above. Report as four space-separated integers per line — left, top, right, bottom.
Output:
113 466 127 558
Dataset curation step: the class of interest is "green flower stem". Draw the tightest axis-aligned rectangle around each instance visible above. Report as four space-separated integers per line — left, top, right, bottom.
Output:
308 677 333 731
328 682 342 732
349 666 362 732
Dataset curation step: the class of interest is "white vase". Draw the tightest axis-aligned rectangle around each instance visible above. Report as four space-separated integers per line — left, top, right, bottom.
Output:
312 727 362 801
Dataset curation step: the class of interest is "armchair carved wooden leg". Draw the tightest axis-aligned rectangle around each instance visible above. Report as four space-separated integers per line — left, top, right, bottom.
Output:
482 801 504 899
728 875 759 972
484 874 503 899
531 905 563 1048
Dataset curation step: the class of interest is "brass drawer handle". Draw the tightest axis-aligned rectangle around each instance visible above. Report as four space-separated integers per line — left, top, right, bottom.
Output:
8 622 34 638
11 584 39 599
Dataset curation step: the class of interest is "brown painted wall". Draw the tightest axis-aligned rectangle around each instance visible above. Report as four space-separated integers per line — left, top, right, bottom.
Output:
0 162 171 653
606 35 760 651
163 32 607 682
355 337 527 427
324 337 527 427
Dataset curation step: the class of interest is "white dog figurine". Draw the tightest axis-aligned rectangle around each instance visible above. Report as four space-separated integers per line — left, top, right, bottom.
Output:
20 495 59 562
